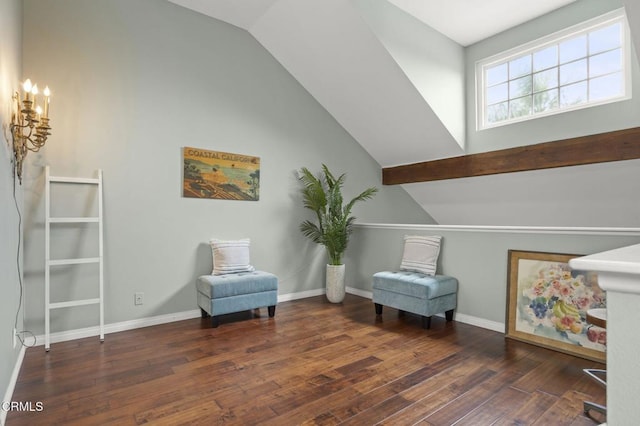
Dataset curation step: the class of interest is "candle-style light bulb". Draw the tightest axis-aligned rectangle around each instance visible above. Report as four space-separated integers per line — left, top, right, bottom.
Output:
43 86 50 117
35 105 42 122
23 79 33 102
31 84 39 96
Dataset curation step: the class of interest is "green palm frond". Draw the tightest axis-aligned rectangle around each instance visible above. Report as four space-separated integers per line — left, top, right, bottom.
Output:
344 187 378 218
299 220 323 244
299 167 326 213
298 164 378 265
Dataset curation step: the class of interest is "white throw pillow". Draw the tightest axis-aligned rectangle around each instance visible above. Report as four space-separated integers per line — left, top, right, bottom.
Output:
400 235 442 276
209 238 255 275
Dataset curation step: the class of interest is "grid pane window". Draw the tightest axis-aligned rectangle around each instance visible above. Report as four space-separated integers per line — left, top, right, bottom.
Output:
589 23 621 54
486 63 508 86
534 89 559 113
559 35 587 64
479 10 630 129
486 82 508 105
487 102 508 123
559 59 588 85
509 97 532 118
509 56 532 78
533 45 558 71
590 72 623 100
510 75 532 98
533 69 558 92
589 49 621 77
560 81 587 107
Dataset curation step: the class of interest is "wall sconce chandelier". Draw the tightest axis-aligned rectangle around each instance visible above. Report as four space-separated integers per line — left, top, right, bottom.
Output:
11 78 52 184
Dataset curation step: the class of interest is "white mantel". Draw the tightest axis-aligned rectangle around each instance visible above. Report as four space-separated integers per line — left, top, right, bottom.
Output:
570 244 640 425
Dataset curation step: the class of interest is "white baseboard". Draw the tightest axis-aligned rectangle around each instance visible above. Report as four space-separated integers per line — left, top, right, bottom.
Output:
453 313 505 333
1 345 26 426
277 288 325 302
26 310 203 348
346 286 372 299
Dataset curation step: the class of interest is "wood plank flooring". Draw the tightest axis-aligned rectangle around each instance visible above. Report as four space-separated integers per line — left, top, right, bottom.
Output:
8 294 606 425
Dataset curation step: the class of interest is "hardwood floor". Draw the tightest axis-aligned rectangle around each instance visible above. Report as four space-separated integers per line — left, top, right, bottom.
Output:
8 294 606 425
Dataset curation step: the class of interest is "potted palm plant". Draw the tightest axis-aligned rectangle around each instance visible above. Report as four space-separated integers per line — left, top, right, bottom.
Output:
298 164 378 302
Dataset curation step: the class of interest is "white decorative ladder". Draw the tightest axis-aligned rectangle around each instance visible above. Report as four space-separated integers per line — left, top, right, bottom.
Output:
44 166 104 351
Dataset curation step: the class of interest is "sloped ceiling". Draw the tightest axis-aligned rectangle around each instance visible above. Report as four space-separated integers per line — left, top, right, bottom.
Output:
167 0 577 167
170 0 469 166
387 0 577 46
165 0 277 30
167 0 640 227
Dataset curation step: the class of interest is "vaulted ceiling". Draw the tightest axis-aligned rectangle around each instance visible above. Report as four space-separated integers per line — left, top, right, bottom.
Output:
167 0 577 167
167 0 640 227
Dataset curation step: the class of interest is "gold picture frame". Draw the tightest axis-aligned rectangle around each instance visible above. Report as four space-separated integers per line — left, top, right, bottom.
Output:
506 250 606 362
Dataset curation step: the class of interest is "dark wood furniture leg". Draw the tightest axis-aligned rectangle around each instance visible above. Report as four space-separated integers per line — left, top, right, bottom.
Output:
422 316 432 329
445 309 454 322
374 303 383 315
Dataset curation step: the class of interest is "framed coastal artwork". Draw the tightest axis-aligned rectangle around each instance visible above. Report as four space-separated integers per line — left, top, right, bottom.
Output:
506 250 606 362
182 147 260 201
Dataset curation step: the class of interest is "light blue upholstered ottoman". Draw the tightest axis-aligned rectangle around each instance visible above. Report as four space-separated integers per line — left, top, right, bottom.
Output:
196 271 278 328
372 271 458 329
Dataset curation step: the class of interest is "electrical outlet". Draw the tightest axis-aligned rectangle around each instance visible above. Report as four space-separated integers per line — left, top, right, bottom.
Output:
134 292 144 305
13 328 17 348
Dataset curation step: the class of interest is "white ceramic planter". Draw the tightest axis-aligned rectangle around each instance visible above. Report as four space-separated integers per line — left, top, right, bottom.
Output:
326 264 346 303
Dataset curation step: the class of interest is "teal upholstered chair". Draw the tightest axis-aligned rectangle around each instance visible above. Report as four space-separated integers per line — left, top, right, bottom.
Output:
196 238 278 328
196 271 278 328
372 235 458 329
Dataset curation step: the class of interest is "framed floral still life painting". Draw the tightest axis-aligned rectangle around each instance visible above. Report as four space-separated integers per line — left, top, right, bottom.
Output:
506 250 606 362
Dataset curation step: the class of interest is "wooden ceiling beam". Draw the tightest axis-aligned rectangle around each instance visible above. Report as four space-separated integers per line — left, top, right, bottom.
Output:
382 127 640 185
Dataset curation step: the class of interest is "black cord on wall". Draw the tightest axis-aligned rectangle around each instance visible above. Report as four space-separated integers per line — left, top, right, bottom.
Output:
12 171 36 348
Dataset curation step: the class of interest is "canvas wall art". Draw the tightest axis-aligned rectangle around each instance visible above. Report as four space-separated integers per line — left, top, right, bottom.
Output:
182 147 260 201
506 250 606 362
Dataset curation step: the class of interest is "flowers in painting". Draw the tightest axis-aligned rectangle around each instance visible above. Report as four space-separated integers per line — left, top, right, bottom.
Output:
520 261 605 345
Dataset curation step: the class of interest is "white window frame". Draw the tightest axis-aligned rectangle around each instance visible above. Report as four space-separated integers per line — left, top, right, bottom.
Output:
476 8 632 131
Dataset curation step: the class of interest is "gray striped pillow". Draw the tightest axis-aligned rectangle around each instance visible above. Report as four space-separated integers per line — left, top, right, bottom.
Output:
400 235 442 276
210 238 256 275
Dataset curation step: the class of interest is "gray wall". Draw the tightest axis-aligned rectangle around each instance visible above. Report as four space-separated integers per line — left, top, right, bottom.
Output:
0 0 23 410
346 224 640 326
628 0 640 58
20 0 433 335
